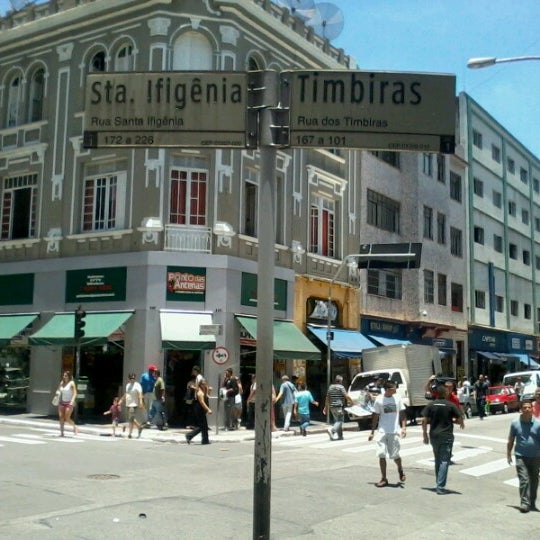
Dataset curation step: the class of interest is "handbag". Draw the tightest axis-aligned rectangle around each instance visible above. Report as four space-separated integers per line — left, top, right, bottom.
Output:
52 391 60 407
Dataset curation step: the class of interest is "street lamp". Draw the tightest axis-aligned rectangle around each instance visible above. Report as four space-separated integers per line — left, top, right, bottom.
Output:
467 56 540 69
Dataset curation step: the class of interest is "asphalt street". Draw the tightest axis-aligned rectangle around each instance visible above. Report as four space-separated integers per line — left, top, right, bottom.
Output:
0 412 538 539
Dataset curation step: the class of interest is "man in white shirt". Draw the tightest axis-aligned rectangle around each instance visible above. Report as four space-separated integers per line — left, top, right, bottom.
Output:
368 380 407 487
119 373 144 439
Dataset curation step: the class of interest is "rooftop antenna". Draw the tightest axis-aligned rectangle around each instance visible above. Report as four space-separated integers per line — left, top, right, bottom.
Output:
275 0 316 20
305 2 344 40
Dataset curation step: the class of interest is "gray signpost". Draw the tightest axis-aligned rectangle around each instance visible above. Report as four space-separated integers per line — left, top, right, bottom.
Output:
83 69 455 540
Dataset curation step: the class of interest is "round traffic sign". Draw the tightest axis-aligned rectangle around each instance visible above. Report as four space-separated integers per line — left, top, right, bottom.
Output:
212 346 229 365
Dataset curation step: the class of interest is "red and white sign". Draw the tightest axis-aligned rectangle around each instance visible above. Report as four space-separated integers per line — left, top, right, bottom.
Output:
212 346 229 365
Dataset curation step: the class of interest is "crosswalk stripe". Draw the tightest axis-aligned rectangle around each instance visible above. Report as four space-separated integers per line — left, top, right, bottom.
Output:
0 435 45 445
416 446 492 466
504 478 519 487
460 458 511 477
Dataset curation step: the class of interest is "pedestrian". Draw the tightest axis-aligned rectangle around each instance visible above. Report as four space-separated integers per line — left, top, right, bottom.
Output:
323 375 353 441
140 364 157 426
473 374 489 420
274 375 297 431
56 371 78 437
231 376 243 429
507 400 540 513
119 373 144 439
103 396 122 437
533 390 540 419
368 381 407 486
221 368 239 430
293 382 319 436
514 377 525 401
422 384 464 494
246 374 256 430
150 369 168 430
185 378 212 445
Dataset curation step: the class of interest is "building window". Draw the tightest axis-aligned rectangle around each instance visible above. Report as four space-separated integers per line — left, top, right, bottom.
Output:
368 269 402 299
371 151 401 168
508 201 516 216
451 282 463 312
524 303 532 319
475 290 486 309
310 197 335 257
115 44 135 71
492 190 502 208
367 189 400 233
424 270 434 304
173 31 213 70
472 129 483 149
423 206 433 240
449 171 462 202
28 68 45 123
274 174 284 245
473 177 484 197
83 171 126 231
437 273 447 306
450 227 462 257
437 155 446 182
89 51 106 72
492 144 501 163
474 226 484 245
522 208 530 225
169 168 207 226
495 295 504 313
535 217 540 233
422 153 433 176
510 300 518 316
437 212 446 245
509 243 517 259
493 234 503 253
523 250 531 265
520 167 528 184
242 169 258 237
536 256 540 271
507 158 515 174
534 177 540 193
6 75 22 127
1 174 38 239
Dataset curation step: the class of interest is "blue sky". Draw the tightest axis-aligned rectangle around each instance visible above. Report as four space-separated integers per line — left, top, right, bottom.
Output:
1 0 539 157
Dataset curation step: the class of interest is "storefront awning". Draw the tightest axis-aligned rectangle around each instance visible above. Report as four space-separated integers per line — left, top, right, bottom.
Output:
29 312 133 346
160 311 215 350
500 353 540 369
236 316 321 361
477 351 501 361
368 334 411 347
0 314 38 345
308 325 376 358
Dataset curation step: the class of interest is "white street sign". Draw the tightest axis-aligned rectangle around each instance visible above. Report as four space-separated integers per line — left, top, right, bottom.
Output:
212 346 229 365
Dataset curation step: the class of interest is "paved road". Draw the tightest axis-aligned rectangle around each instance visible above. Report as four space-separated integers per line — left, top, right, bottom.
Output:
0 412 538 539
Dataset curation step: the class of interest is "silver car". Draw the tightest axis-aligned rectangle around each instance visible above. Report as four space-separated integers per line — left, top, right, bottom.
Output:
458 384 478 418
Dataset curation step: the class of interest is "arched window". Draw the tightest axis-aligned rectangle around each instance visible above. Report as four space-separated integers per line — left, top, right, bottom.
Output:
248 56 262 71
7 76 22 127
89 51 106 72
172 32 213 70
28 68 45 122
115 45 134 71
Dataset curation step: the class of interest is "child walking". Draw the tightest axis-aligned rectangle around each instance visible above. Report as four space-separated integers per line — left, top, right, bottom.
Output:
103 397 122 437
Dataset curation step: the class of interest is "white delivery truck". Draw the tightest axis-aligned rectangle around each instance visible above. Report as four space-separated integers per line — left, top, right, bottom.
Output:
503 370 540 401
346 344 441 427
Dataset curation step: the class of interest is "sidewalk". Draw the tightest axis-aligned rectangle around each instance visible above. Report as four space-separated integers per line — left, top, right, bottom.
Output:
0 412 358 443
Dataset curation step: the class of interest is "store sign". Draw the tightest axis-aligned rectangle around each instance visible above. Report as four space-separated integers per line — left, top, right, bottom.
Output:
306 297 338 324
361 318 407 338
166 266 206 302
0 273 34 305
240 272 287 311
65 267 126 302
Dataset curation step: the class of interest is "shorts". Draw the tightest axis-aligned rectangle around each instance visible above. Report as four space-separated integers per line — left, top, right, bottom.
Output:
59 401 73 411
112 418 119 427
127 406 138 421
376 433 401 460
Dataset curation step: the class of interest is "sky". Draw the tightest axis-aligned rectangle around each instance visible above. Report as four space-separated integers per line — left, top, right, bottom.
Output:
1 0 539 157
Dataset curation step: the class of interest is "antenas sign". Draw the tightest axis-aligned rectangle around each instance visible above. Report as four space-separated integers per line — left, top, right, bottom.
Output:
283 70 456 153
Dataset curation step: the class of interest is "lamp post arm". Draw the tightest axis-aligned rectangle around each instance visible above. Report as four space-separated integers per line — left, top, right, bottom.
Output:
467 55 540 69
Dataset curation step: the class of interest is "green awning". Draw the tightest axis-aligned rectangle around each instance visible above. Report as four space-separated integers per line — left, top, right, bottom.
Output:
29 312 132 346
0 314 38 345
160 311 215 350
236 316 321 361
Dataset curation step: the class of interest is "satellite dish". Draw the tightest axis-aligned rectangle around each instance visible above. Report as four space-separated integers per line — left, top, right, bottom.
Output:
305 2 344 40
275 0 316 19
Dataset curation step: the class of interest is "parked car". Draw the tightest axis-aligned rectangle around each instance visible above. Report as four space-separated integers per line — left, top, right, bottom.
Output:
0 367 29 405
486 385 520 414
458 384 478 418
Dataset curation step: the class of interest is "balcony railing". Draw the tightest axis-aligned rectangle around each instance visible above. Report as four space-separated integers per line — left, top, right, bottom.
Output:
164 224 212 253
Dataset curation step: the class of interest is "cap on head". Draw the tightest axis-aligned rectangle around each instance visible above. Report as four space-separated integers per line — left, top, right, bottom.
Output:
148 364 158 372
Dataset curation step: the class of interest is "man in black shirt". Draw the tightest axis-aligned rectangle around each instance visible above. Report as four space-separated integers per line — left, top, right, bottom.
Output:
422 384 464 494
473 374 489 420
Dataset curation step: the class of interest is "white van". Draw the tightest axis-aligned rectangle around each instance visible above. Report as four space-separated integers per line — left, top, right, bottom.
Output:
502 371 540 401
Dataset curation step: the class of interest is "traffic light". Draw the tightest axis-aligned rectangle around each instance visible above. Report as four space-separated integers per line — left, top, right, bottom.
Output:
74 308 86 340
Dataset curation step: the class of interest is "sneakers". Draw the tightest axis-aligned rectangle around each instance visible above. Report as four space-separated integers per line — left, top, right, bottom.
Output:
436 488 447 495
327 428 334 441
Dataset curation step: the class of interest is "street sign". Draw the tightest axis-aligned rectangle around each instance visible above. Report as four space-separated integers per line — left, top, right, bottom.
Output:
355 242 422 269
282 70 456 153
83 72 250 149
199 324 222 336
212 346 229 365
